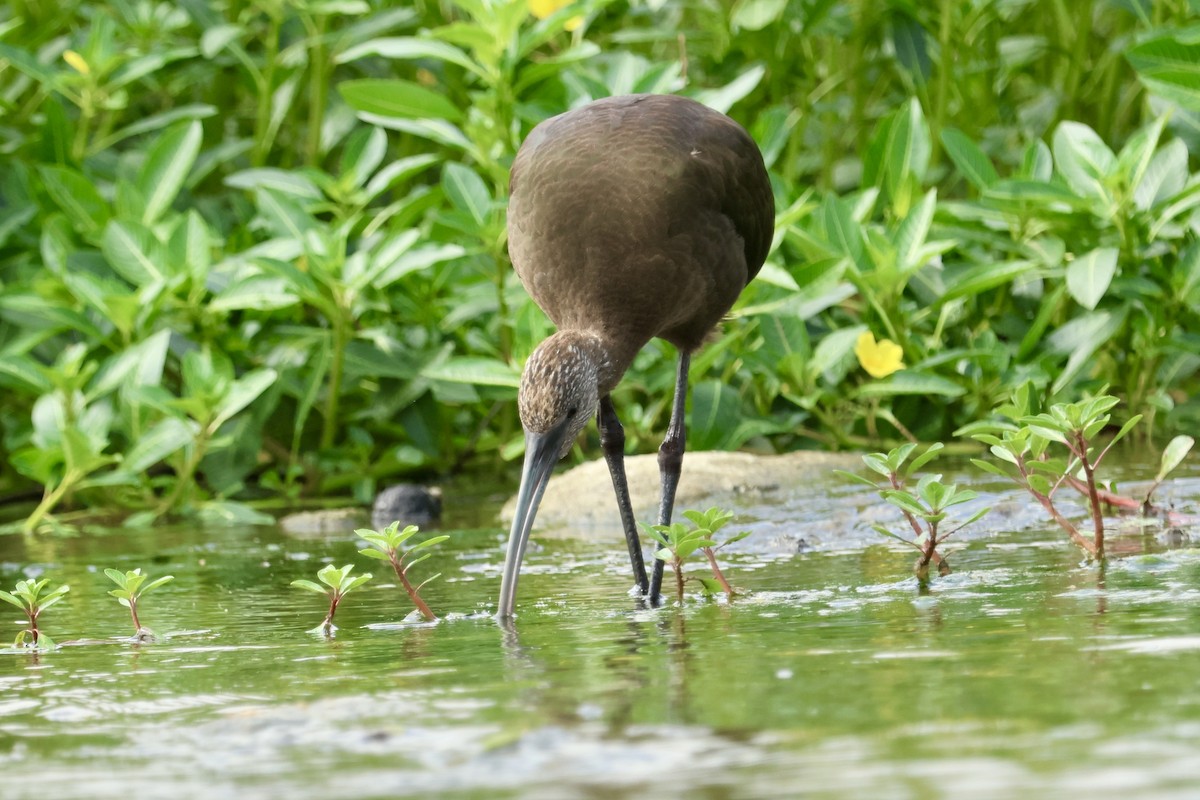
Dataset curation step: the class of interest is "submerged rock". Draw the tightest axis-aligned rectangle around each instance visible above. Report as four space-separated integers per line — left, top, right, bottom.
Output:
372 484 442 529
279 508 368 536
499 450 863 553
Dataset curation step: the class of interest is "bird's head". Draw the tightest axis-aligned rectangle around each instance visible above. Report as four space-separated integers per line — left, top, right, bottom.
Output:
498 332 603 618
517 334 601 456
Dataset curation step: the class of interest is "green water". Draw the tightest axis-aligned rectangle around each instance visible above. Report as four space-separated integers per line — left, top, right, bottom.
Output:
2 479 1200 799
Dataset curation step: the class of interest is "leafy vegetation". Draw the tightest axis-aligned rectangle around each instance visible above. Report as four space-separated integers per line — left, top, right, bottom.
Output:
356 521 447 621
3 1 1200 526
836 442 989 578
0 577 69 648
103 567 174 637
644 507 751 603
964 385 1192 560
291 563 373 636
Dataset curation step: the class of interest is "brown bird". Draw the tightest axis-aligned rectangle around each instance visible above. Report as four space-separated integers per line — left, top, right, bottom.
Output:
497 94 773 617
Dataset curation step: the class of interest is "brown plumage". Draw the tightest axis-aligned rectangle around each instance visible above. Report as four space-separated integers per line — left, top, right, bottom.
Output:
498 94 774 617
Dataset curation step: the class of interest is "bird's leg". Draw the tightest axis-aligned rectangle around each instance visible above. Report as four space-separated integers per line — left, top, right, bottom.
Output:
649 350 691 604
598 395 650 595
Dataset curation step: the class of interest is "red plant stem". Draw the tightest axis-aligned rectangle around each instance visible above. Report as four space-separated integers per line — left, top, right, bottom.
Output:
702 548 734 597
1074 433 1106 560
1017 459 1096 556
1064 475 1140 510
322 595 340 631
673 559 686 603
128 598 142 632
391 556 437 621
889 473 949 570
919 522 939 568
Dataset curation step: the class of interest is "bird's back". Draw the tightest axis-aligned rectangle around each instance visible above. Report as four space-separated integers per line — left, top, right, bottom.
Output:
507 94 773 365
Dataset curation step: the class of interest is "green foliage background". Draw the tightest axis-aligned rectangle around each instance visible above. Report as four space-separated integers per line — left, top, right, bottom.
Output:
1 0 1199 528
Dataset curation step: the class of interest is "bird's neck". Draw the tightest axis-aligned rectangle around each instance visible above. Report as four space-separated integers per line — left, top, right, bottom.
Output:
541 329 628 396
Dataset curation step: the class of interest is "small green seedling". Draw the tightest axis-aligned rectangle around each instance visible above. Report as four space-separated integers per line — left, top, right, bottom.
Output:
291 564 372 635
878 475 987 581
643 507 751 604
965 384 1140 560
104 568 174 639
356 522 447 622
1143 435 1195 511
835 442 986 577
0 577 70 649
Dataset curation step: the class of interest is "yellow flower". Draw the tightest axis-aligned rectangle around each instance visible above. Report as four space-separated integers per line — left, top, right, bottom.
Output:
528 0 568 19
63 50 90 76
855 331 905 379
528 0 582 28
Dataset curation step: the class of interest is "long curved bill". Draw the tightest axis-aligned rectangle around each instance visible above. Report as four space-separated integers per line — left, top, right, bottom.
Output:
497 427 566 618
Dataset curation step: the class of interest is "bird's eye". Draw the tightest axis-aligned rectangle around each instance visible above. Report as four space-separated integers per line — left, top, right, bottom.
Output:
566 406 578 418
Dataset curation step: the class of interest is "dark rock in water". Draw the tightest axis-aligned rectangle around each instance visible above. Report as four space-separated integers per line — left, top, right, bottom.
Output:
372 484 442 529
279 508 368 536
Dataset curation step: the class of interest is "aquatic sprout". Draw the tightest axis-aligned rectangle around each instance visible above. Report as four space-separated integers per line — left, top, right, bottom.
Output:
356 522 447 622
877 476 987 581
643 507 751 604
835 442 986 577
291 564 372 636
0 578 70 649
965 385 1142 560
104 568 174 639
1143 435 1195 511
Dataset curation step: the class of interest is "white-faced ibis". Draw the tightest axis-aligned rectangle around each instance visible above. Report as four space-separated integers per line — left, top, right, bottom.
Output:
497 94 773 617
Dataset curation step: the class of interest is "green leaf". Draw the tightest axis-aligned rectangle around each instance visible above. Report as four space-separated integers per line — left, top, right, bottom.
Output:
940 127 999 189
411 535 449 551
1126 32 1200 110
937 260 1037 304
102 220 168 286
694 64 765 114
1052 121 1115 203
336 36 483 78
422 357 519 388
971 458 1012 479
0 590 26 610
833 469 880 488
1046 309 1126 395
871 524 921 547
895 188 936 273
862 453 891 477
138 120 203 225
1106 414 1143 451
907 442 945 473
881 489 927 516
1066 247 1118 310
121 412 196 474
731 0 787 31
358 548 391 560
1156 435 1195 483
1027 473 1052 497
38 166 110 234
291 579 328 594
339 126 388 190
226 169 322 199
141 576 174 594
339 79 463 122
211 368 277 430
441 162 492 228
855 371 965 398
956 507 991 530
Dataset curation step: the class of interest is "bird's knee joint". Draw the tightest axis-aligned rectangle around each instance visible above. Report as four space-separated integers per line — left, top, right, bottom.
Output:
658 442 684 472
599 423 625 452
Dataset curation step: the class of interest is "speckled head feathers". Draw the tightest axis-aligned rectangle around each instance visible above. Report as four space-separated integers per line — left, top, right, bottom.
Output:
518 331 603 457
